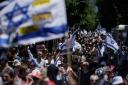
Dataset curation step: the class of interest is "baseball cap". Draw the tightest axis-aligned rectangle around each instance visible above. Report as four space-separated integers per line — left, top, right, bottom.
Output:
29 68 42 79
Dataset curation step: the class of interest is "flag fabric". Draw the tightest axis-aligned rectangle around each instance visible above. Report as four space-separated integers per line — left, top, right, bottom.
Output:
0 0 35 32
105 33 119 52
0 0 11 10
0 0 67 45
95 23 102 32
95 23 106 35
60 29 79 55
0 32 10 47
59 38 74 55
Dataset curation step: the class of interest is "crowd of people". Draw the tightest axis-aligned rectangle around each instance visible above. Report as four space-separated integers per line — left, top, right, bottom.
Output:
0 29 128 85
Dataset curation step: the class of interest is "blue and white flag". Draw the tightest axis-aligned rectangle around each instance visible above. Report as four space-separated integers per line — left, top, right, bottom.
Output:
95 23 106 35
60 36 75 55
0 0 12 10
0 0 67 45
60 29 79 54
0 0 35 31
105 33 119 52
0 32 10 47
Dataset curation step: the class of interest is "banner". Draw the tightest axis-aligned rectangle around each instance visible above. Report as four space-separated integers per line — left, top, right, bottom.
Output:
0 0 67 45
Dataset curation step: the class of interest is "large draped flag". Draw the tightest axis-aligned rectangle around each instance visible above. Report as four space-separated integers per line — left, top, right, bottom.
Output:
0 0 67 45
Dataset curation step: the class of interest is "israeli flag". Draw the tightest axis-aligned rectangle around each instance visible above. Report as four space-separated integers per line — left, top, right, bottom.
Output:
17 0 67 45
0 0 35 31
60 29 79 54
60 43 71 55
0 0 11 10
59 35 75 55
0 32 10 47
95 23 106 35
0 0 67 45
105 33 119 52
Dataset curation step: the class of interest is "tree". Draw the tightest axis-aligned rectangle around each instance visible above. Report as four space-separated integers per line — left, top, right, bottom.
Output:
65 0 80 28
113 0 128 25
97 0 128 32
96 0 117 32
65 0 98 31
79 0 98 30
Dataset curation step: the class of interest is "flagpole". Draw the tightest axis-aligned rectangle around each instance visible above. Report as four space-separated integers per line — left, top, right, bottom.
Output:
66 26 80 66
66 27 71 66
66 26 75 66
67 39 72 66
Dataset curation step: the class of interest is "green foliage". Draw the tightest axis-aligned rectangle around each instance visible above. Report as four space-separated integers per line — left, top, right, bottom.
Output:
65 0 97 30
96 0 117 32
65 0 80 27
81 0 97 30
66 0 128 31
96 0 128 31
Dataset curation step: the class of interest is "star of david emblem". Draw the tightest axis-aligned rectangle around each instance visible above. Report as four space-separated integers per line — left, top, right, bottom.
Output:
5 4 30 29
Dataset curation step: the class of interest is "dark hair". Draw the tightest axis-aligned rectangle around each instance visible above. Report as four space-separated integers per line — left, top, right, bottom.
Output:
18 65 28 81
47 64 58 83
116 84 124 85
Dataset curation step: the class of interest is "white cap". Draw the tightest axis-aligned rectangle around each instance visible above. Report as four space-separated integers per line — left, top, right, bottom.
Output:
29 68 42 79
90 74 99 81
13 59 21 66
112 76 123 85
